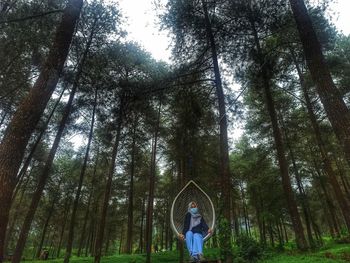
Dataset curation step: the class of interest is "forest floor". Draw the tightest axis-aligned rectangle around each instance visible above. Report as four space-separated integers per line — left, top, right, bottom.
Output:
28 242 350 263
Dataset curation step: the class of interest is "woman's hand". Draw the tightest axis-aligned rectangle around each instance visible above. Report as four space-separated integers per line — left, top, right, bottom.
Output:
208 228 213 235
178 234 185 240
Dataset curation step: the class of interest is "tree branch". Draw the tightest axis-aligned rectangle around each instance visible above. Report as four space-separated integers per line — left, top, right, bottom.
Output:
0 9 63 25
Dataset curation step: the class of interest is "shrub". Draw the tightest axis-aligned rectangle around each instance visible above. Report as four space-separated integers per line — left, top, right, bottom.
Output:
334 236 350 244
236 235 263 262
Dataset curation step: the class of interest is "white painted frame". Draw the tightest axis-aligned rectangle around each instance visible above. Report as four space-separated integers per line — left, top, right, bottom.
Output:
170 180 215 241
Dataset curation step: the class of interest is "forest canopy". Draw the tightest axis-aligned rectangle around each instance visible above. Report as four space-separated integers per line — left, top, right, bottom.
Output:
0 0 350 263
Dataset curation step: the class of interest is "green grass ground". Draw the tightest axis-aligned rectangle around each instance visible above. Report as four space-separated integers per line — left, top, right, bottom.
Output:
27 242 350 263
263 242 350 262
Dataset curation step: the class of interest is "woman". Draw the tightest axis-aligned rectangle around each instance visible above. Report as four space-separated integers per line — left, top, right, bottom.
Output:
179 201 212 261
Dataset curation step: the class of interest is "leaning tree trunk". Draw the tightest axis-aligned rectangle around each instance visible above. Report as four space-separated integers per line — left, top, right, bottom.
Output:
291 51 350 231
145 99 162 263
11 77 79 263
12 84 66 200
94 102 124 263
202 1 233 261
56 198 72 258
310 155 341 237
279 114 315 247
0 1 83 261
289 0 350 167
64 85 97 263
14 85 66 196
246 3 308 249
126 117 137 254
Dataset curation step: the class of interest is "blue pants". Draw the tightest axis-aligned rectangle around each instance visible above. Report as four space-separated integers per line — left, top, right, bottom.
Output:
185 231 203 256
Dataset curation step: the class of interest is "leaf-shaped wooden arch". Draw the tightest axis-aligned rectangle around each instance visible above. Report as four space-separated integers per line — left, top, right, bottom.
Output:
170 180 215 241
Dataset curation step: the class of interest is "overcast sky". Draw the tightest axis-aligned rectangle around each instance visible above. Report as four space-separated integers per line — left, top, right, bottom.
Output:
118 0 350 63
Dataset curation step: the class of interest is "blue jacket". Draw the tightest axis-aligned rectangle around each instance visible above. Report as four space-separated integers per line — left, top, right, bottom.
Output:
182 212 209 236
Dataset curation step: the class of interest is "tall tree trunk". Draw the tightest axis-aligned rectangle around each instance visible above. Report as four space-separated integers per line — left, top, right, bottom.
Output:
145 99 161 263
77 190 92 257
289 0 350 166
56 198 72 258
126 117 137 254
279 114 315 247
78 149 99 257
0 2 83 260
139 197 145 253
262 76 307 250
311 159 341 237
64 85 98 263
12 75 79 263
94 101 124 263
201 1 233 261
247 4 307 249
291 51 350 231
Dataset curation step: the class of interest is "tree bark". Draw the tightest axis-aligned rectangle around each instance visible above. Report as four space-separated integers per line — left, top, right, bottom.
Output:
12 74 79 263
289 0 350 166
14 85 66 196
56 198 72 258
0 1 83 261
145 99 161 263
94 101 124 263
64 85 98 263
291 51 350 231
202 1 233 261
126 117 137 254
279 114 315 247
3 176 30 256
138 197 145 253
247 4 307 249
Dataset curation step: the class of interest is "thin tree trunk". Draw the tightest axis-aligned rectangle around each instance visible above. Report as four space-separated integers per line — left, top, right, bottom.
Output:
126 117 137 254
139 197 145 253
262 77 307 249
14 85 66 193
56 198 72 258
201 1 233 261
12 75 79 263
79 149 99 257
118 225 124 255
94 101 124 263
145 99 162 263
3 180 29 255
311 161 341 237
289 0 350 166
279 114 315 247
0 2 83 260
64 84 98 263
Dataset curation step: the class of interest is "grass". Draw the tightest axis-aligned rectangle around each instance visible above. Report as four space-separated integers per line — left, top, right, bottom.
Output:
262 242 350 262
25 240 350 263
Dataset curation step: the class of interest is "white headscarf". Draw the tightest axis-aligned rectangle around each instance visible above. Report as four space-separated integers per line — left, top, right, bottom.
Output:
188 201 202 230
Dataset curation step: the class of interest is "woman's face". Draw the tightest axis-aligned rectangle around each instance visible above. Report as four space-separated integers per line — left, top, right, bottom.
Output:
191 202 197 208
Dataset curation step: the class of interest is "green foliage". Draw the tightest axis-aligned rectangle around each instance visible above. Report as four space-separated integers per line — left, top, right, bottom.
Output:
235 235 263 262
217 216 233 261
27 243 350 262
